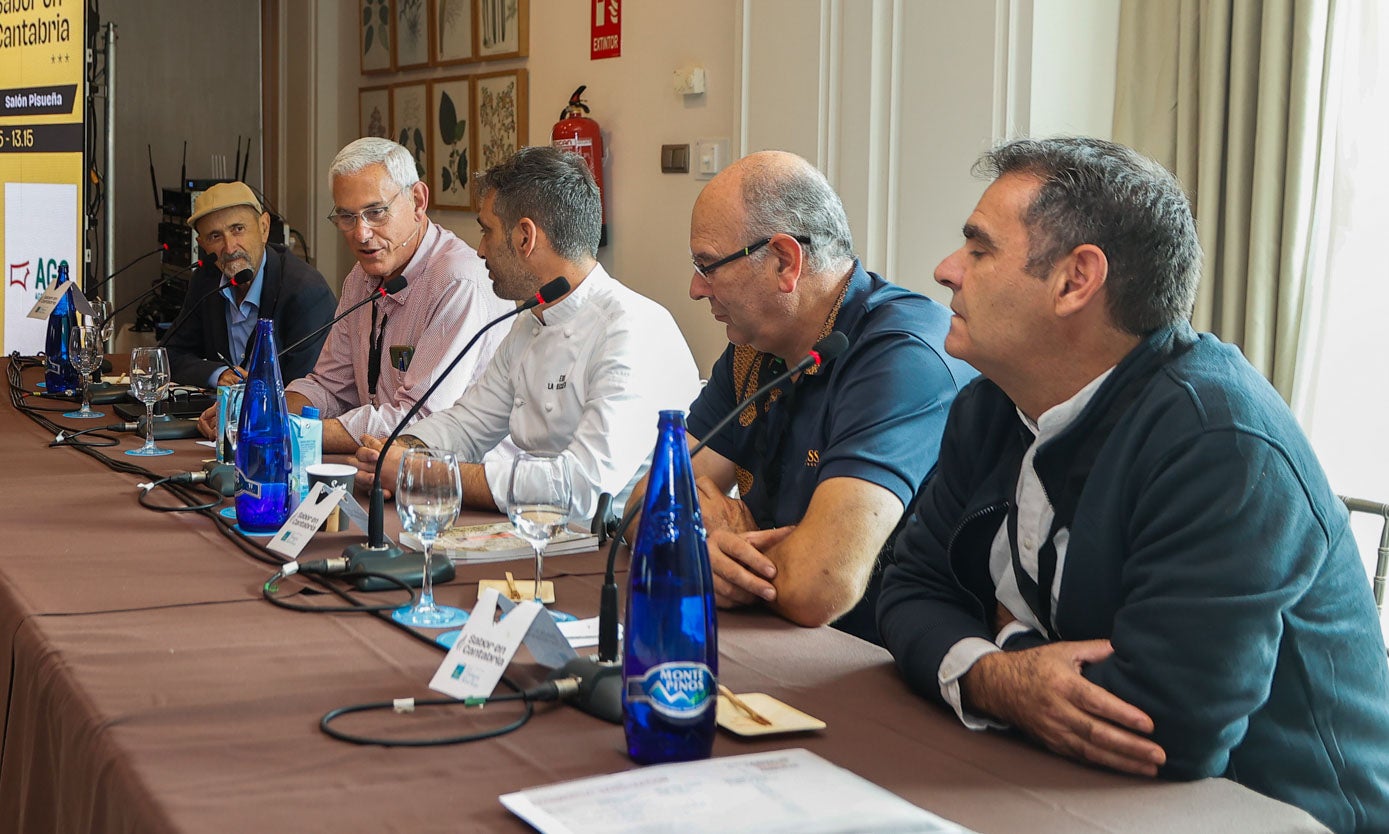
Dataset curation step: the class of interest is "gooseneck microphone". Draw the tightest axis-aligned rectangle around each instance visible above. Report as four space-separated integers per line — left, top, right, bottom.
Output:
85 244 169 299
557 331 851 723
105 257 213 321
277 274 408 358
156 264 253 349
343 277 572 586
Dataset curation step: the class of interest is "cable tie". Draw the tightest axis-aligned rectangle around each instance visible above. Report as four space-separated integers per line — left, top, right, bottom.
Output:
393 698 415 714
137 482 155 492
54 431 65 442
279 561 301 578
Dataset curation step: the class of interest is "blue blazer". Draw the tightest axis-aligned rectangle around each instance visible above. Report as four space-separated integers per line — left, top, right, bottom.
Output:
166 243 336 387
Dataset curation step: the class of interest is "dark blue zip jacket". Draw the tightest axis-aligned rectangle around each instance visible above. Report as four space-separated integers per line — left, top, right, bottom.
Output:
879 322 1389 833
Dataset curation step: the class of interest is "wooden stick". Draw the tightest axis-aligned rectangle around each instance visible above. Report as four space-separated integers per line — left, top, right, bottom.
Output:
718 684 772 726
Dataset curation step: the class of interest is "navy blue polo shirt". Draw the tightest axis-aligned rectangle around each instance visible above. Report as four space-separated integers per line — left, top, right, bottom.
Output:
688 262 976 533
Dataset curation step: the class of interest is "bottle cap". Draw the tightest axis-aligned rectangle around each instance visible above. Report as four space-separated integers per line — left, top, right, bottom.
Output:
302 406 320 419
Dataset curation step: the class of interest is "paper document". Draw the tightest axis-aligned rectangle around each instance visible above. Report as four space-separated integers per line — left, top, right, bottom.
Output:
499 748 973 834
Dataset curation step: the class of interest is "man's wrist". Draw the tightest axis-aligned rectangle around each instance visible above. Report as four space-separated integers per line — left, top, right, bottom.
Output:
960 650 1009 722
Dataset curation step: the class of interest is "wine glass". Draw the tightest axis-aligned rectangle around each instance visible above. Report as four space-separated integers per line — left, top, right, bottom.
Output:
125 346 174 457
507 452 573 612
392 448 468 628
89 297 115 343
63 325 106 419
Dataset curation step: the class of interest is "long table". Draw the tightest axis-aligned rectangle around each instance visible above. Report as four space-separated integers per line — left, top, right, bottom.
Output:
0 360 1328 833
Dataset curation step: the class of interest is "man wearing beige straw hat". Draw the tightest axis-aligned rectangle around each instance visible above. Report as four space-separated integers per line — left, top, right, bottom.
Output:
166 181 336 388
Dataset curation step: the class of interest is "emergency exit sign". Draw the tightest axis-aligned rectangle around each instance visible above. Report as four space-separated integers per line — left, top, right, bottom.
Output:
591 0 621 60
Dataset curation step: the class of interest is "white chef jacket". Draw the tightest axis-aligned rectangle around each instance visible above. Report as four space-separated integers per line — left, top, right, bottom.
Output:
406 263 701 521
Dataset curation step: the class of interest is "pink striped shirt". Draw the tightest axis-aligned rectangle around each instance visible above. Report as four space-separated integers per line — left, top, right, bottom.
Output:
286 222 512 442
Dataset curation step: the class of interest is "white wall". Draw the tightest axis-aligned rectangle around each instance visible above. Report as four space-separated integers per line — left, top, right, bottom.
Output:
1028 0 1120 139
737 0 1120 306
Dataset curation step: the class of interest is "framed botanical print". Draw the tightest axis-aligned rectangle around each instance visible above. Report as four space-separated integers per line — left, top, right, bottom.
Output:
474 69 528 173
359 85 392 140
391 81 430 183
360 0 393 74
433 0 474 65
428 76 473 210
476 0 528 60
395 0 430 70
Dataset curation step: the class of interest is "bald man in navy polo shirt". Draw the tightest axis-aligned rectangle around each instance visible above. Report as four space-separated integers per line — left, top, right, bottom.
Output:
640 151 975 644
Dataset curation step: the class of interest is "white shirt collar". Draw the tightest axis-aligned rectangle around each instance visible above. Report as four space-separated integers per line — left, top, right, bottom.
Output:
1017 366 1116 440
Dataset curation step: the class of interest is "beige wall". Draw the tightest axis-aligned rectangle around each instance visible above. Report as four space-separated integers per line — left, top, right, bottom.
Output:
301 0 1118 373
324 0 738 373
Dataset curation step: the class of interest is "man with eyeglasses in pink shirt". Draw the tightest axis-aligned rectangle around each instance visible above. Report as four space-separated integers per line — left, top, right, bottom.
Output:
197 137 511 452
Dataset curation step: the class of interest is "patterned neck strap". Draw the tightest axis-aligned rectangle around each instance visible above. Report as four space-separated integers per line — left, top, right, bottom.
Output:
732 274 851 428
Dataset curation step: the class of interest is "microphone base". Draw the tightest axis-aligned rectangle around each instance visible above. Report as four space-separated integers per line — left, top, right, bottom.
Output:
552 656 624 724
88 382 130 404
342 542 456 592
135 414 203 440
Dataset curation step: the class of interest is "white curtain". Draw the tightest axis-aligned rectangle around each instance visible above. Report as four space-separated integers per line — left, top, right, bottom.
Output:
1112 0 1334 401
1290 0 1389 591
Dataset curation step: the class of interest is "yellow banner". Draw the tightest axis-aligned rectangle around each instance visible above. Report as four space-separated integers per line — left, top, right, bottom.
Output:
0 0 85 354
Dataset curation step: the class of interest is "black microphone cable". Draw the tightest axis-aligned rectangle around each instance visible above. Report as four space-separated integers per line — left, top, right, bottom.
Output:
318 675 581 748
12 350 548 746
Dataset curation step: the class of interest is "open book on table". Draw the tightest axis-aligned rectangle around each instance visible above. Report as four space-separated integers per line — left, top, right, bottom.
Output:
402 520 599 565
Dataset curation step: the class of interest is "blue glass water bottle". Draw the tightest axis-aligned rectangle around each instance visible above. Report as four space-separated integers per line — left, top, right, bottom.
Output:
623 410 718 764
43 263 80 395
235 319 293 533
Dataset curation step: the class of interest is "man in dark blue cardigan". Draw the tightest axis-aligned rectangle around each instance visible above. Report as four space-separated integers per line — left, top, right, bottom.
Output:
878 137 1389 832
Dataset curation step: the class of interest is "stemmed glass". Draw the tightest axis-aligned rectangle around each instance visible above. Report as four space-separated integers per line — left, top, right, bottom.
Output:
63 325 105 419
507 452 573 612
89 297 115 343
125 346 174 457
392 448 468 628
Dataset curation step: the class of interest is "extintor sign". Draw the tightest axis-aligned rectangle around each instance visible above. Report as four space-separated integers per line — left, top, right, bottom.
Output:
591 0 621 60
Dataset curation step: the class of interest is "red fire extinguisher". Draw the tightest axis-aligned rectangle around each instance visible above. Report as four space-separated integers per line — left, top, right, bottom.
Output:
552 85 607 247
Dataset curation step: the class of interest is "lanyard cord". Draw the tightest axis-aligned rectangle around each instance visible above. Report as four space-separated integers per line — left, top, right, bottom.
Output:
367 284 389 404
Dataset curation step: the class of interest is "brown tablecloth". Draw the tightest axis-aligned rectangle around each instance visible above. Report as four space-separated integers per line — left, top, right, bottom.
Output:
0 360 1328 833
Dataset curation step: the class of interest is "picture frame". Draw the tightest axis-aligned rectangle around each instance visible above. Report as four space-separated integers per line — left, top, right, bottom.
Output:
474 69 528 174
359 85 393 140
359 0 393 74
391 81 430 184
475 0 528 60
433 0 475 65
394 0 430 70
428 76 474 210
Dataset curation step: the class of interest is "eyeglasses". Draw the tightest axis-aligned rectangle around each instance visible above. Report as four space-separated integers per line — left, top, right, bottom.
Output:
692 235 812 279
326 188 405 231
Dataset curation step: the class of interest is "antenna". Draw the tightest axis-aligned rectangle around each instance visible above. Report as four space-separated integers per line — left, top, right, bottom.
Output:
180 140 187 188
147 144 162 211
240 136 250 182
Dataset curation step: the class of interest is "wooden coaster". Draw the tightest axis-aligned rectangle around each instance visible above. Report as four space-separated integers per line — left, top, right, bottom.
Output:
478 578 555 604
716 692 826 736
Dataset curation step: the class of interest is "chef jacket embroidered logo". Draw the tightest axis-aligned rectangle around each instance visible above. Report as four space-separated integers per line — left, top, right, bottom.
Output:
547 373 568 391
627 662 714 720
